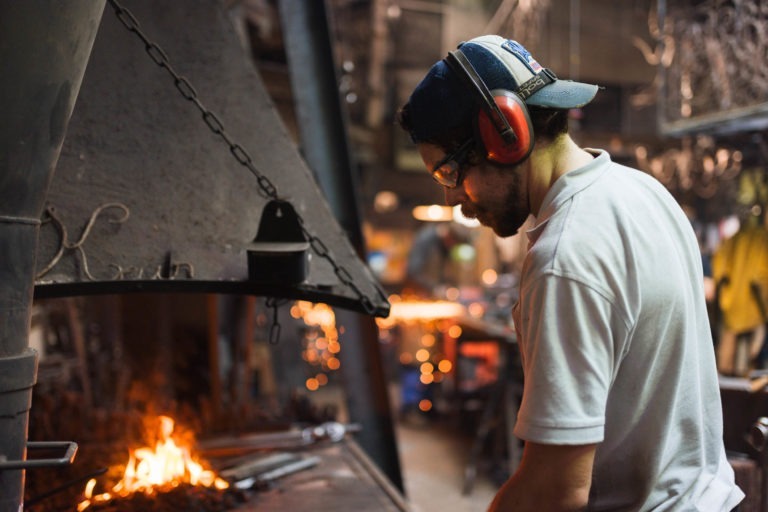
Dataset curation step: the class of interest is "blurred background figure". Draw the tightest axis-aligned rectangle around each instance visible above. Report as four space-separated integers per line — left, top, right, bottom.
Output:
405 222 473 297
713 207 768 376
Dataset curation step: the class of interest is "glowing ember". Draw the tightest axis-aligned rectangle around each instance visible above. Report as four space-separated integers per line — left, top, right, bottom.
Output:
77 415 228 510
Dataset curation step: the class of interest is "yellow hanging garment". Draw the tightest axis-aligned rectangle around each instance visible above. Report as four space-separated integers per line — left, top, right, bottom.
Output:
712 224 768 333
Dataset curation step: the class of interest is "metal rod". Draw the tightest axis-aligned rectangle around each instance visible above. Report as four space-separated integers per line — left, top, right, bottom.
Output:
0 441 78 470
23 467 107 508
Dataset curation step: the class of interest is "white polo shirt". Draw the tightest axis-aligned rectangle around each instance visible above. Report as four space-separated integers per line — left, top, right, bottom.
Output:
512 150 744 510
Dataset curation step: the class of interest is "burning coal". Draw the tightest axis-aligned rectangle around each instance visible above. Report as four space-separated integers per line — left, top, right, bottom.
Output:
77 415 228 510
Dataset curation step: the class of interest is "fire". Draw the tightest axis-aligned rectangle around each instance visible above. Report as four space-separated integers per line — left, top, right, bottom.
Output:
77 415 228 510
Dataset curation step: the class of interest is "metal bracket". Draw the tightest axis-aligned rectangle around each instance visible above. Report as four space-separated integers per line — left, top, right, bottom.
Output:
0 441 78 470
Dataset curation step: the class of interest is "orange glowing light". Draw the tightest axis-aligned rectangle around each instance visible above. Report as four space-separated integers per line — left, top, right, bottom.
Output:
77 416 228 510
468 302 485 318
418 399 433 412
420 362 434 374
438 359 453 373
306 349 319 363
415 349 430 362
412 204 452 221
376 300 466 327
399 352 414 365
295 301 342 375
447 325 463 338
481 268 498 285
420 373 435 385
421 333 436 347
445 287 460 301
306 377 320 391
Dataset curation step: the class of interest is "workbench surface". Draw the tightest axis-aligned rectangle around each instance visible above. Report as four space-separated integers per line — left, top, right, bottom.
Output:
234 438 411 511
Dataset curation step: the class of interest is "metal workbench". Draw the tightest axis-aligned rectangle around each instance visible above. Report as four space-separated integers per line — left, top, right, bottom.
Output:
235 438 410 512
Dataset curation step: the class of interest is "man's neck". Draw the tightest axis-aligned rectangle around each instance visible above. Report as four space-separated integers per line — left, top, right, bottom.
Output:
527 135 592 215
552 136 594 179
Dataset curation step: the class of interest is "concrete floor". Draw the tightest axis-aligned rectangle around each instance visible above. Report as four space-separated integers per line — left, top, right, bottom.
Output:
395 418 500 512
313 383 503 511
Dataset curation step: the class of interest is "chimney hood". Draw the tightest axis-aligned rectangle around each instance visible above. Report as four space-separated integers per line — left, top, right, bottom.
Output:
33 0 390 318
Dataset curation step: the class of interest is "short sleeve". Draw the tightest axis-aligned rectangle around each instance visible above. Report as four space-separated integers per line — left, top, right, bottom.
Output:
513 273 625 445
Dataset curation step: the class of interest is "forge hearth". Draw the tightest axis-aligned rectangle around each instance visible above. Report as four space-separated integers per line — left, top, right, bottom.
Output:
24 394 407 512
23 293 334 510
22 293 409 512
24 381 333 511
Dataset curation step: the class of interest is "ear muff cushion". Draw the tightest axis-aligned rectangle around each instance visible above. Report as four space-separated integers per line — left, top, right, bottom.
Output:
477 90 534 165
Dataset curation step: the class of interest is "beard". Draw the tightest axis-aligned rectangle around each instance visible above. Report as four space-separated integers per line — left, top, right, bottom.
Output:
464 203 528 237
460 165 530 237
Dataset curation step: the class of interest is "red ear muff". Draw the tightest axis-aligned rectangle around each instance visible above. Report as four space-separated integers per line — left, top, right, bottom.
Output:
477 90 533 165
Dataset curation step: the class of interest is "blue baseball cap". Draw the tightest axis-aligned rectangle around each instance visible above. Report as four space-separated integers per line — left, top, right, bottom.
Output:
407 35 600 143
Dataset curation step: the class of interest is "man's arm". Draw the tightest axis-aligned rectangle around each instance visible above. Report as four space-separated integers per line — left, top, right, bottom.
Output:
488 441 596 511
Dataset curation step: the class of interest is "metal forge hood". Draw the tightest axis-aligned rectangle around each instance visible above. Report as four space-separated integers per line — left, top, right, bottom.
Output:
34 0 389 317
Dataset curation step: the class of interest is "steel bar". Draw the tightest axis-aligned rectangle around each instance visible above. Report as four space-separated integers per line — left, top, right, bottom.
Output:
197 422 361 453
220 452 301 482
234 455 322 490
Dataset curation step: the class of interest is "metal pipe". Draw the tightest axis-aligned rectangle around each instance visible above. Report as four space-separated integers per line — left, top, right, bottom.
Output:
0 2 105 509
277 0 404 492
277 0 365 251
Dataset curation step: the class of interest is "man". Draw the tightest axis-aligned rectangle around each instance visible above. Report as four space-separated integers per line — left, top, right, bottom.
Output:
398 35 743 511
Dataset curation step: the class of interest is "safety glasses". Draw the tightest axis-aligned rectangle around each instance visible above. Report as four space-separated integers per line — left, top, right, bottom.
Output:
430 138 474 188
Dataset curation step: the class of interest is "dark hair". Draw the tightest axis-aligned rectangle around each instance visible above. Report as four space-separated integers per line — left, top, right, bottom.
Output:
398 101 570 155
529 107 569 141
397 102 473 152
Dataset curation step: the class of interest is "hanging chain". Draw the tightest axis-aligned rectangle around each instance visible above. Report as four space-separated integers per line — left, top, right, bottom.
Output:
107 0 386 315
265 297 284 345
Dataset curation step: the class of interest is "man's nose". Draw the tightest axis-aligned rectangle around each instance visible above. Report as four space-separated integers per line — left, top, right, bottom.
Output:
444 185 465 207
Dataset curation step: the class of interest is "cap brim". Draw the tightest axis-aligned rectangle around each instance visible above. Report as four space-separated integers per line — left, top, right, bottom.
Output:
462 35 599 110
526 80 599 109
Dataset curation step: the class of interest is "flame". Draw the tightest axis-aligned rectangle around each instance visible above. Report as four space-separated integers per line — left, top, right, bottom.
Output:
77 415 228 510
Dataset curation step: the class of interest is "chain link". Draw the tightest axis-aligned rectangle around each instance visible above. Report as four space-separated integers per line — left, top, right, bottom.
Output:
265 297 284 345
107 0 387 315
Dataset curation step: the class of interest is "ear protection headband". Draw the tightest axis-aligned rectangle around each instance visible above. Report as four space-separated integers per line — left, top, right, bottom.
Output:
444 48 555 165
